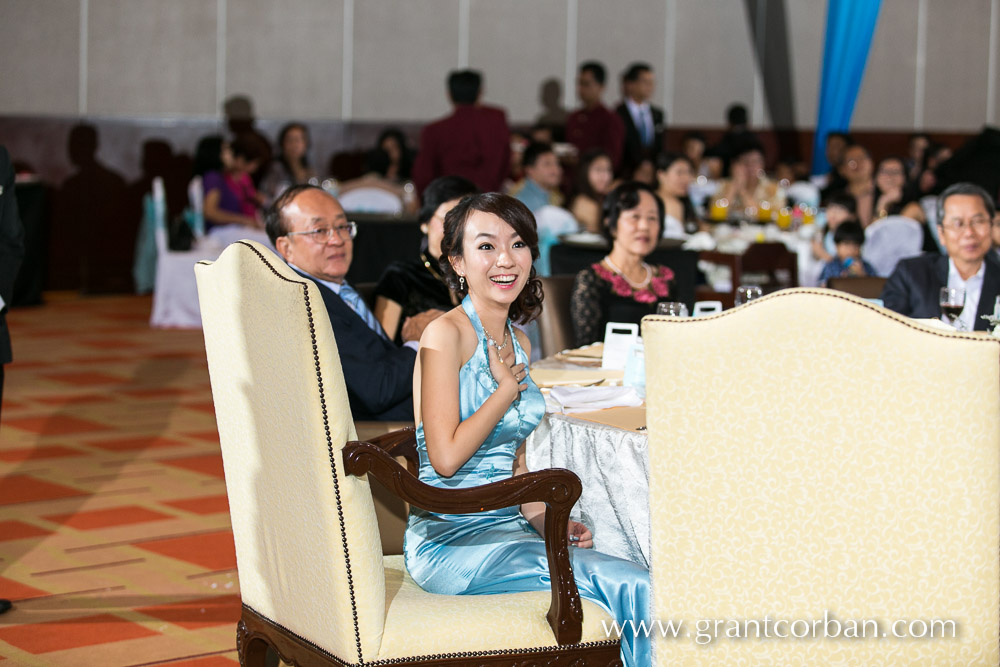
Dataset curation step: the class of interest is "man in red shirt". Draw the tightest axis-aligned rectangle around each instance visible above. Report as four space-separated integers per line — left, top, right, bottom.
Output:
412 70 510 195
565 61 625 171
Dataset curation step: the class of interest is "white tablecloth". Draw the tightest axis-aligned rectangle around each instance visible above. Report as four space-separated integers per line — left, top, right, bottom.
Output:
525 413 650 567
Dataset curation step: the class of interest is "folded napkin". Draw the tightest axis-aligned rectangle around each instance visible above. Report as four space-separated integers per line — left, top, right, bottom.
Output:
546 386 644 414
682 231 716 251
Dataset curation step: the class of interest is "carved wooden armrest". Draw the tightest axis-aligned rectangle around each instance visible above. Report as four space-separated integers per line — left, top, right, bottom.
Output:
358 427 418 475
343 440 584 646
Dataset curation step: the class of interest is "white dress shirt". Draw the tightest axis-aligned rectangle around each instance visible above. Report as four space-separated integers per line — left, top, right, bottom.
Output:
947 258 985 331
624 98 653 147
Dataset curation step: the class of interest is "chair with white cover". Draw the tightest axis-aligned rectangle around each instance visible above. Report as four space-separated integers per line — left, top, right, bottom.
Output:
862 214 924 277
150 177 225 328
194 240 621 666
643 288 1000 665
338 186 404 214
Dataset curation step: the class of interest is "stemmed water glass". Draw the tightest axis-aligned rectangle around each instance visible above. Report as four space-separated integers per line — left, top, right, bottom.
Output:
735 285 763 307
656 302 689 317
939 287 966 330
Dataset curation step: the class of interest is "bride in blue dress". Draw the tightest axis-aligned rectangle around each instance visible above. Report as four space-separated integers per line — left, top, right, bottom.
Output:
404 192 651 667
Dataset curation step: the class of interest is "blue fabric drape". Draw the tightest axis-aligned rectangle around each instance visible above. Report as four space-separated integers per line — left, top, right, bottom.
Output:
812 0 882 175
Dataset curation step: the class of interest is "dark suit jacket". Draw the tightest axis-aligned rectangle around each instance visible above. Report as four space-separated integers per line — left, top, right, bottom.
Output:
881 253 1000 331
0 146 25 365
412 104 511 195
294 269 416 421
615 101 665 175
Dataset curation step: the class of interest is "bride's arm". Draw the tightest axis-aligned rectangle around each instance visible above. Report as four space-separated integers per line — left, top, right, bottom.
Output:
514 444 593 549
419 316 525 478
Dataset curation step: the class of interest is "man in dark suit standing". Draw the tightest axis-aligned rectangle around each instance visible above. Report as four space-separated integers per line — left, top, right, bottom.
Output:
882 182 1000 331
1 146 25 615
615 62 665 176
266 185 434 421
412 70 511 195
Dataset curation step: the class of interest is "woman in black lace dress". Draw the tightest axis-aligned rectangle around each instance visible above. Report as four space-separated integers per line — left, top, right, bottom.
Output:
570 182 675 347
374 176 479 343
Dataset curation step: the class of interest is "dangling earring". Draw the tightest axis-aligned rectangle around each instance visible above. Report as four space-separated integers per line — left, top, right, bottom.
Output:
459 276 465 290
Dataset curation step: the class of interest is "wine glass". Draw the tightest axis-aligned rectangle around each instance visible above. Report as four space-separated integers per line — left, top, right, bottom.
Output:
656 302 689 317
939 287 966 330
735 285 763 306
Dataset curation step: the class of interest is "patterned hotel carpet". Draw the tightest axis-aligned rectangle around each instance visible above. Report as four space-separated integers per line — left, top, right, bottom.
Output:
0 295 241 666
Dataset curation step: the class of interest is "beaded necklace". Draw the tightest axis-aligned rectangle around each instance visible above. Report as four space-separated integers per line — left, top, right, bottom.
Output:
603 255 652 289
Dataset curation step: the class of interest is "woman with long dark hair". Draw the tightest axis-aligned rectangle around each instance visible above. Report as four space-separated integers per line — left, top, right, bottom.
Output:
407 192 650 667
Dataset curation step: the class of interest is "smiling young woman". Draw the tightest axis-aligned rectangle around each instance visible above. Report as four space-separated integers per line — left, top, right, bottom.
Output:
406 192 652 667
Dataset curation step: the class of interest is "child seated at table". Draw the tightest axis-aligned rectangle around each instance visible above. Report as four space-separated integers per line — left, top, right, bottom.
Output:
818 220 877 285
812 190 857 264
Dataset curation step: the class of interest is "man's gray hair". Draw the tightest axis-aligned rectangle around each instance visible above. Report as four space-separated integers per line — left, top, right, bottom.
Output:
936 182 996 225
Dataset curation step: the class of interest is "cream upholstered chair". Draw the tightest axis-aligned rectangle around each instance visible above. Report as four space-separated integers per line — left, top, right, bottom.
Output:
194 240 620 666
643 288 1000 665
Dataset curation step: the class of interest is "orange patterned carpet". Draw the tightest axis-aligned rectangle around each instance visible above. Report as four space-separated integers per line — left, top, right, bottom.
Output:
0 295 241 665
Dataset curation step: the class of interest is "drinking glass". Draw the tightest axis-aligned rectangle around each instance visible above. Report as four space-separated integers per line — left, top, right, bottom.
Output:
939 287 966 330
734 285 763 306
656 302 689 317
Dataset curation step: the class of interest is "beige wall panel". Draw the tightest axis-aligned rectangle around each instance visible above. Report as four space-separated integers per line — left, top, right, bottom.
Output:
853 0 918 129
469 0 567 124
577 0 666 111
352 0 459 122
671 0 756 128
923 0 991 131
785 0 824 129
226 0 343 120
0 0 80 115
87 0 216 116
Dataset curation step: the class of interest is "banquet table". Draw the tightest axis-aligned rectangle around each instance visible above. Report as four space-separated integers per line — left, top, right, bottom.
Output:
525 406 650 568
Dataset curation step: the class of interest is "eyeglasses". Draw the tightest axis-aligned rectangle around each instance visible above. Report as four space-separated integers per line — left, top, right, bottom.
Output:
940 217 990 233
286 222 357 243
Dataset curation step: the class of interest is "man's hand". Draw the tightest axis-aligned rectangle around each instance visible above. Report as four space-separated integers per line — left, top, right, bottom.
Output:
401 308 447 342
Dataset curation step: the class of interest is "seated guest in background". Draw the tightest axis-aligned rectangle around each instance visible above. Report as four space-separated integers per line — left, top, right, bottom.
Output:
906 132 931 183
712 141 785 216
882 182 1000 331
260 122 318 202
709 103 758 176
512 142 564 212
565 61 625 170
627 157 657 188
817 221 877 286
616 62 664 176
374 175 478 343
203 135 270 244
812 190 858 264
412 69 510 195
266 185 421 420
377 128 414 183
569 150 615 234
816 131 851 195
513 142 572 277
872 155 909 222
837 143 876 227
570 182 675 347
655 152 698 236
682 131 714 179
192 135 226 178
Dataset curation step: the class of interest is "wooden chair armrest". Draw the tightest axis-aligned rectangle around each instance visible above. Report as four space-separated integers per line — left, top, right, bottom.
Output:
357 427 418 475
343 440 584 646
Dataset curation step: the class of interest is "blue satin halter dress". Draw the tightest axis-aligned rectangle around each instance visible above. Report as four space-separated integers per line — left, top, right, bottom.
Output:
404 296 650 667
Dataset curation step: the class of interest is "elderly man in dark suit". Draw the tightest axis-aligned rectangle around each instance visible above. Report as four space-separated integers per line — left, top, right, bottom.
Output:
615 62 665 176
412 70 510 195
266 185 435 421
882 182 1000 331
1 145 25 615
